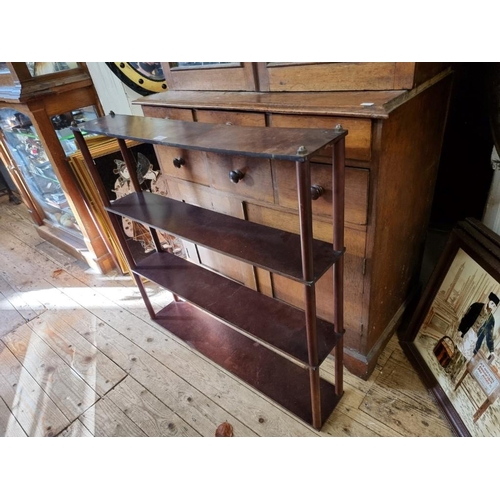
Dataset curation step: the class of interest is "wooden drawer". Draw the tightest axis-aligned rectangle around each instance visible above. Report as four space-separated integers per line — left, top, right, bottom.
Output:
244 202 366 337
272 262 363 345
154 146 210 186
142 105 194 121
196 245 257 289
274 161 369 226
270 114 372 162
205 152 274 204
162 176 247 218
196 109 266 127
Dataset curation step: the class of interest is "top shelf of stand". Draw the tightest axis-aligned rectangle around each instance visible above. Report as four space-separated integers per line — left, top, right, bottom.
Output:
71 114 347 162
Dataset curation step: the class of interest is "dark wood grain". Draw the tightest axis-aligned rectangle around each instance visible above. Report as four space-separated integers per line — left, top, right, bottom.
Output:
107 191 342 283
73 114 346 162
134 252 342 366
154 301 341 428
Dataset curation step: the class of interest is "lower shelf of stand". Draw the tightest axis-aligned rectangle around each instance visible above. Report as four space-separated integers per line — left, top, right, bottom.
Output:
155 300 342 427
134 251 342 366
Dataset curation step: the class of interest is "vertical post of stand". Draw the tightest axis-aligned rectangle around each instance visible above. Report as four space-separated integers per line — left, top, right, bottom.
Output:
333 136 346 397
73 124 158 318
117 125 179 306
118 137 165 269
117 138 142 193
132 272 156 319
296 156 321 430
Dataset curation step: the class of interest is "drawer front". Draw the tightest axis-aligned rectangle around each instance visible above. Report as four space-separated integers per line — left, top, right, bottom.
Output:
244 202 366 335
197 245 257 289
142 105 194 121
205 152 274 204
154 146 210 186
270 114 372 162
162 176 246 218
157 178 257 291
274 161 369 225
196 110 266 127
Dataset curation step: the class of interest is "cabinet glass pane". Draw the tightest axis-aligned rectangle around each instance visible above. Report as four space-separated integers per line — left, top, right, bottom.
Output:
26 62 78 77
171 62 236 69
0 108 81 235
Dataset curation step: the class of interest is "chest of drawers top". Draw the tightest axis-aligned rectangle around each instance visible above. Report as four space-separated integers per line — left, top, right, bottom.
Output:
135 90 409 120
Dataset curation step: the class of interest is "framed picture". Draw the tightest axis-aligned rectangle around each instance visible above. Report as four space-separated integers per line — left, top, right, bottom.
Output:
400 218 500 436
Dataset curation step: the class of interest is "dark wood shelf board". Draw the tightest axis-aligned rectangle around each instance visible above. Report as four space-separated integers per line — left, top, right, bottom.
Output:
72 114 346 162
155 301 342 427
134 251 342 366
108 191 341 283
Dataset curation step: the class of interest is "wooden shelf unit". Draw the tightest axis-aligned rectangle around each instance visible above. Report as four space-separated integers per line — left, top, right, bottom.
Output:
72 113 347 429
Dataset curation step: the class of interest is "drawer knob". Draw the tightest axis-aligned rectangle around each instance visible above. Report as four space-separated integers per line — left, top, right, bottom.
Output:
311 185 325 200
229 170 245 184
173 157 186 169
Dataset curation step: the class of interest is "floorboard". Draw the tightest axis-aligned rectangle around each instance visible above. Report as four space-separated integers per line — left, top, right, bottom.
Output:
0 198 455 437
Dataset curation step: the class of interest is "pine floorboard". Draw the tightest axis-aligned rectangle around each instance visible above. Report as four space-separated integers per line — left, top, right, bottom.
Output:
0 197 454 437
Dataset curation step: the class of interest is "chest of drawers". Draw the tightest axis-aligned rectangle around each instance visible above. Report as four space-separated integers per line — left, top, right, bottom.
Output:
135 71 453 379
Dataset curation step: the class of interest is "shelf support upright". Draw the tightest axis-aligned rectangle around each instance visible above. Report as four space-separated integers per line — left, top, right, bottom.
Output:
72 125 156 319
296 155 322 429
117 138 142 193
117 132 165 256
333 136 346 397
117 127 179 303
117 130 174 311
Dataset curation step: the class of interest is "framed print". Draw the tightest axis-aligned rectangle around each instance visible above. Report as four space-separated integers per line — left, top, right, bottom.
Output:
401 218 500 436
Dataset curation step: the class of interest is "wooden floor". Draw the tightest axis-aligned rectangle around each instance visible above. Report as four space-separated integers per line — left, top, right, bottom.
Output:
0 196 455 437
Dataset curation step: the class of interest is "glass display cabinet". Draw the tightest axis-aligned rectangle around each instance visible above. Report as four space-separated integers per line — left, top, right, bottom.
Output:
0 62 115 273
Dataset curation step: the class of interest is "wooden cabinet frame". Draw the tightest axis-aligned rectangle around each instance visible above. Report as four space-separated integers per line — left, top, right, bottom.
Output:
0 62 115 272
161 62 258 91
160 62 450 92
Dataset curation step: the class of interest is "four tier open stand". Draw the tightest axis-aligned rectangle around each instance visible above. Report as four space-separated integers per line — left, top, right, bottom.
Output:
72 113 347 430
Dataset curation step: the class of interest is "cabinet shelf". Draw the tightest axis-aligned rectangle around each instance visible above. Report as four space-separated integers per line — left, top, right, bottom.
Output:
134 251 342 366
154 301 341 425
109 191 341 283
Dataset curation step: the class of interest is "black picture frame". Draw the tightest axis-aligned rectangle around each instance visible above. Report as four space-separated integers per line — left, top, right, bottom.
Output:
400 218 500 436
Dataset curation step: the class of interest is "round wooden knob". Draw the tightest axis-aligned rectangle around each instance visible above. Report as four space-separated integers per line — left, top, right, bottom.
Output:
311 185 325 200
229 170 245 183
173 157 185 169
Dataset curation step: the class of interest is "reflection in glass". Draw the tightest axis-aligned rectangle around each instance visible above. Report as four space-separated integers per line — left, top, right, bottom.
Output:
50 106 98 156
26 62 78 77
0 106 95 236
